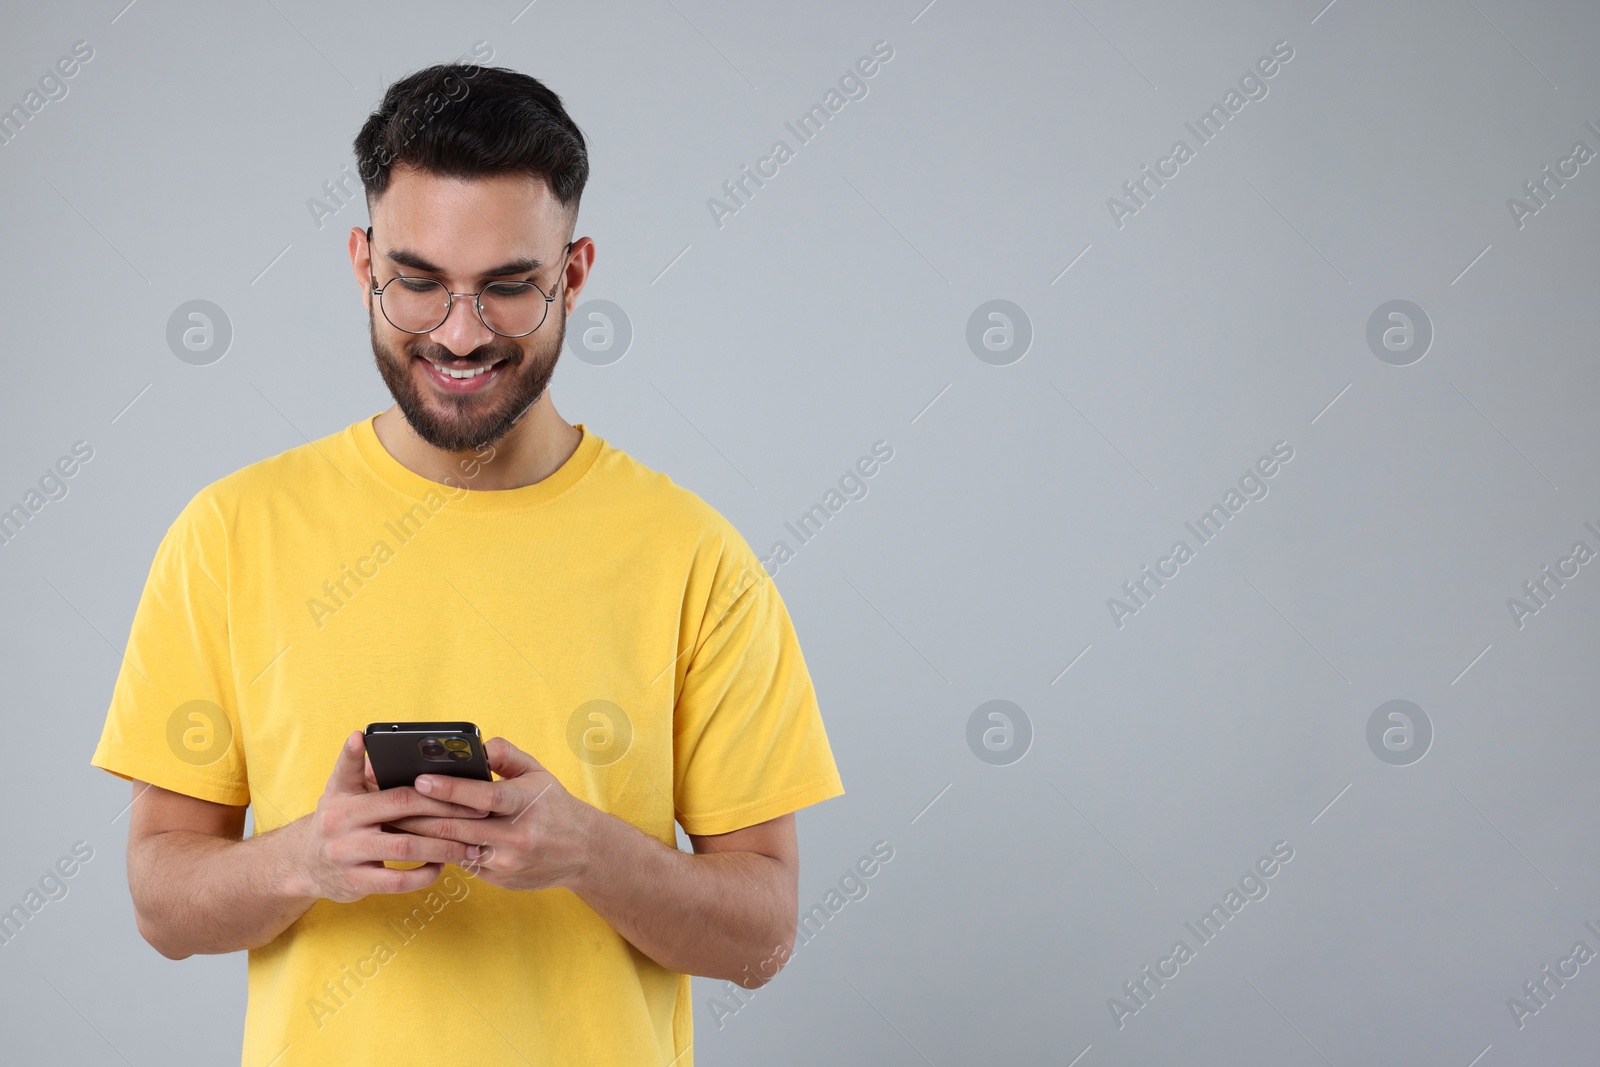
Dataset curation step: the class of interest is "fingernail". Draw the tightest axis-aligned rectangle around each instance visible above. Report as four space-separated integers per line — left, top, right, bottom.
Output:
472 808 489 817
416 777 433 793
467 845 482 861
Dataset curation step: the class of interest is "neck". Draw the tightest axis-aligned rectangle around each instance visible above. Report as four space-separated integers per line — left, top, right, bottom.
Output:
372 397 582 492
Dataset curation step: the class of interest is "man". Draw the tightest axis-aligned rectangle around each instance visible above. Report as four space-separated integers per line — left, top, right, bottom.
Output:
91 61 843 1066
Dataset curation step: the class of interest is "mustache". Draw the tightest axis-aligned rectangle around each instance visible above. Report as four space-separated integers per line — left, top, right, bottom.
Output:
407 341 519 365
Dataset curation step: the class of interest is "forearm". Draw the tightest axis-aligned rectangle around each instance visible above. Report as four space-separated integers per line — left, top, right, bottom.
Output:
130 818 316 959
569 809 794 985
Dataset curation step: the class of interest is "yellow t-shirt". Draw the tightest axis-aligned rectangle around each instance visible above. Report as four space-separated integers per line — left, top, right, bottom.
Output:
91 414 845 1067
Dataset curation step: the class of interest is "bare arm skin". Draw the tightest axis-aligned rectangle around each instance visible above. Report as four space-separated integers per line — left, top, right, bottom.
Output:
128 785 304 959
126 731 488 959
388 737 801 986
579 808 800 988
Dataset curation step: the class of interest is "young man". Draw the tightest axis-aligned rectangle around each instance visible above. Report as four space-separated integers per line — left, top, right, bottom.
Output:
91 62 843 1066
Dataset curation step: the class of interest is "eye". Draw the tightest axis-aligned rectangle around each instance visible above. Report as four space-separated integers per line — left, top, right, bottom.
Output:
398 278 441 293
484 282 537 298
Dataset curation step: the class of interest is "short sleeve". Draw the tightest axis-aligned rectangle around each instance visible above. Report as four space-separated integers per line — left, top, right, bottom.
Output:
672 545 844 836
90 490 249 807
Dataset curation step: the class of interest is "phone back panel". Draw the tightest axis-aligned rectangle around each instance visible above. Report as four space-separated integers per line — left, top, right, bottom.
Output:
363 721 493 790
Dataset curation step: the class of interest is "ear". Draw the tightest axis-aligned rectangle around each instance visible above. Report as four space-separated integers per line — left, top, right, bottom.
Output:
350 226 375 311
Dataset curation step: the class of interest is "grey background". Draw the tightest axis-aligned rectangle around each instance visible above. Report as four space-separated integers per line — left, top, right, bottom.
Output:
2 0 1597 1064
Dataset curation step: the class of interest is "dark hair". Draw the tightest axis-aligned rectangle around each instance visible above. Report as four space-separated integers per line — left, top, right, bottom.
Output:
353 62 588 224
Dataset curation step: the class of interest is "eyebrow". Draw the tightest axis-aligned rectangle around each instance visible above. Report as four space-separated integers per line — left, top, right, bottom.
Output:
381 246 548 279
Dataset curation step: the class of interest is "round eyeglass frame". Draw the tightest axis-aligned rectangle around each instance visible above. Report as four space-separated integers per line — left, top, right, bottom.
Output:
366 226 573 339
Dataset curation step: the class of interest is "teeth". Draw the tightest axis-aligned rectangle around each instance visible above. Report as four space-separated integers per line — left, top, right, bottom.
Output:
432 362 495 380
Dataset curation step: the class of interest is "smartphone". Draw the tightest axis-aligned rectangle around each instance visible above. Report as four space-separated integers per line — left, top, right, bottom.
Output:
363 721 493 790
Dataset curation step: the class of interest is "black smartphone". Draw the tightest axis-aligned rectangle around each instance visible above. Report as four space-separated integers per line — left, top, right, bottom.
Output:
363 721 493 790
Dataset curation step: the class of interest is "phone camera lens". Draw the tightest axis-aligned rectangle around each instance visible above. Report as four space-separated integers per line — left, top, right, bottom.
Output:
449 749 470 761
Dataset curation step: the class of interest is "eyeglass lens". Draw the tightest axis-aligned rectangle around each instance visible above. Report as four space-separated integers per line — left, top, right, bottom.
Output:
380 279 549 337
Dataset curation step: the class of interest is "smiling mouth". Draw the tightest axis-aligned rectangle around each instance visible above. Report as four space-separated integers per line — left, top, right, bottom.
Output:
415 354 510 391
432 361 496 380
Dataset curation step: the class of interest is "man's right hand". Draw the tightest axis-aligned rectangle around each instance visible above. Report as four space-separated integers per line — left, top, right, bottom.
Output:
289 729 490 903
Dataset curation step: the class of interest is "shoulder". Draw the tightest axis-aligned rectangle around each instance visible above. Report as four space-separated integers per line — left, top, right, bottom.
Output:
166 424 354 541
590 436 750 549
588 435 770 596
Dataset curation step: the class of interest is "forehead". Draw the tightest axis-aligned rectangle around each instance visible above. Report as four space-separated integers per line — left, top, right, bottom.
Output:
371 165 566 270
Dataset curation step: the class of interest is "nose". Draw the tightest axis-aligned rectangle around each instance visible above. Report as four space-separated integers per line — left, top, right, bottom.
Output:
430 291 496 357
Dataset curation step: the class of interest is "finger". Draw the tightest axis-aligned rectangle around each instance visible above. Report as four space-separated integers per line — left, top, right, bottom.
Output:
326 731 371 797
348 830 475 866
460 845 501 876
414 773 519 814
348 787 493 828
387 816 502 848
485 736 542 778
345 861 444 895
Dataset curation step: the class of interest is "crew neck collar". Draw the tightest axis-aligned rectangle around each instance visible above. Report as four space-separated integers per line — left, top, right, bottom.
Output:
349 412 603 515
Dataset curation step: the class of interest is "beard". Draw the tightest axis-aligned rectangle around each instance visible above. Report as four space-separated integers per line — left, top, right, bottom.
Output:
368 302 566 453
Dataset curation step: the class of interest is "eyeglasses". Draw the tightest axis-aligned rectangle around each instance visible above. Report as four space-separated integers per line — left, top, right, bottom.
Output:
367 226 572 338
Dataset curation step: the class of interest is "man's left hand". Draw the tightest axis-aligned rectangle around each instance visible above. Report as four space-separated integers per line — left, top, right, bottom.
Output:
387 737 594 892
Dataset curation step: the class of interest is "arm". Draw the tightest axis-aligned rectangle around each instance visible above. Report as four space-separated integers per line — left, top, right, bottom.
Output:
390 737 800 986
127 782 311 959
574 809 798 987
126 731 490 960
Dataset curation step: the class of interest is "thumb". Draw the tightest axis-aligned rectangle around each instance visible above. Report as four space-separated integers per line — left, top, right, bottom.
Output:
327 730 370 795
486 736 541 779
